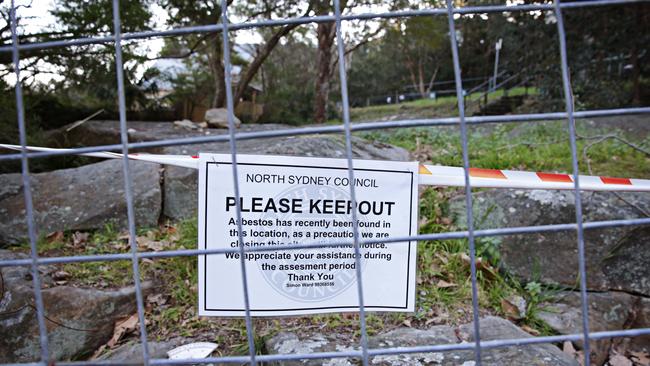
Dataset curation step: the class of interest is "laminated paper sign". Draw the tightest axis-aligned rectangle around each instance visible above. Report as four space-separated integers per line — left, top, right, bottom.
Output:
198 154 419 316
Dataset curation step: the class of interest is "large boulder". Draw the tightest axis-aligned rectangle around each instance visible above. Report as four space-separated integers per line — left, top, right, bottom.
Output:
266 316 578 366
0 250 153 363
0 160 162 246
204 108 241 129
537 291 650 365
48 120 287 148
449 190 650 296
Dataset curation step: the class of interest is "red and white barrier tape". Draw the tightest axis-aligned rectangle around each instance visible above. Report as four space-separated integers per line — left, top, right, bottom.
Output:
418 165 650 192
2 144 649 192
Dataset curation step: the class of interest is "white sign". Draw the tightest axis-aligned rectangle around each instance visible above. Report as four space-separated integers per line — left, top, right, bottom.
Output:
197 154 418 316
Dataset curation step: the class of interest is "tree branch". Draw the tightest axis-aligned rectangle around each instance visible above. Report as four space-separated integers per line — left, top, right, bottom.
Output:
329 26 383 79
233 3 313 105
146 33 214 61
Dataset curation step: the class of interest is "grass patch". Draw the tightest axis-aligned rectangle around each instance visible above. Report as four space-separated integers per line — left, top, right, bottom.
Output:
359 121 649 178
341 87 537 123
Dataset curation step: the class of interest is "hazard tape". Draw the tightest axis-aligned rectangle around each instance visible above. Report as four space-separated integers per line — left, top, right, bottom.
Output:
0 144 199 169
417 165 650 192
2 144 649 192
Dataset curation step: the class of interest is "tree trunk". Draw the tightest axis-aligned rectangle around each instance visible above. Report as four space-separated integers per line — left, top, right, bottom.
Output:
630 5 643 105
234 23 301 107
405 55 418 99
313 21 335 123
417 59 426 98
209 37 226 108
425 66 439 95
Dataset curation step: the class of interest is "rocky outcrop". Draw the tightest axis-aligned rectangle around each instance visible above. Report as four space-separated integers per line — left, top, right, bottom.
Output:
0 160 162 246
0 250 153 363
98 338 191 363
449 189 650 296
266 316 578 366
538 291 650 365
2 121 410 238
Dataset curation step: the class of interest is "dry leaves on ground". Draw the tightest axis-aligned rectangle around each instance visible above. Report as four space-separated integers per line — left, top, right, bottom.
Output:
436 279 457 288
107 313 140 348
520 325 540 336
630 351 650 366
72 231 89 247
459 253 498 280
46 231 64 243
500 295 527 321
609 354 633 366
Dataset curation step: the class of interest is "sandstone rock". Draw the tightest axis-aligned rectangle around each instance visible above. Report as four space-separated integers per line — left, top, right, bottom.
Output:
0 250 153 363
266 332 358 366
538 291 650 365
44 120 409 221
98 338 191 363
449 190 650 296
205 108 241 129
48 121 287 149
266 316 577 366
0 160 162 246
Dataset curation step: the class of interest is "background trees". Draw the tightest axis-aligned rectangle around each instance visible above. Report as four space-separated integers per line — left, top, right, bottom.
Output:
0 0 646 133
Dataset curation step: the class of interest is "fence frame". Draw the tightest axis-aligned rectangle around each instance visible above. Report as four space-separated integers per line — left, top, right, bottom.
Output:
2 0 650 365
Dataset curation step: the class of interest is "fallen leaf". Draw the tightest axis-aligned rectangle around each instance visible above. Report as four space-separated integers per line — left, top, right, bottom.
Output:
562 341 576 355
563 341 577 355
521 325 540 336
111 242 128 251
46 231 64 243
137 236 169 251
435 253 449 264
147 293 168 307
402 319 412 327
52 270 70 281
72 231 89 247
609 354 633 366
107 313 139 348
146 241 167 251
501 295 527 320
563 342 587 366
145 230 156 240
630 351 650 366
436 279 457 288
459 253 498 280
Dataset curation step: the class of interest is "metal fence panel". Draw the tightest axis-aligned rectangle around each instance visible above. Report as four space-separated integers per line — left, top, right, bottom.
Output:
2 0 650 365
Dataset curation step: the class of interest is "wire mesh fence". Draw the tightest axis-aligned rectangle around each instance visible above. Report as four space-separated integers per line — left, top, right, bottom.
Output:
1 0 650 365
